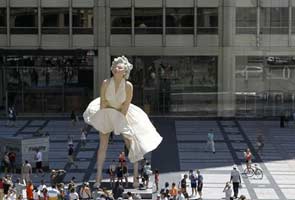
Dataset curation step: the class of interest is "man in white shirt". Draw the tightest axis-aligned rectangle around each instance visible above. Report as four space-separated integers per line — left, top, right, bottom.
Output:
69 187 79 200
21 160 32 183
14 178 26 199
230 165 241 199
35 149 44 176
37 179 47 193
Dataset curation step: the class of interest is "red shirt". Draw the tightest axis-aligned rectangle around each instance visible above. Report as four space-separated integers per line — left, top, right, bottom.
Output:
246 152 252 161
0 181 4 189
26 184 33 199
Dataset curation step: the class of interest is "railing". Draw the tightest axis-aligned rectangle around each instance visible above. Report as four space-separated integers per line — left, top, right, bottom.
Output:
236 27 257 34
134 27 162 34
197 27 218 34
42 27 69 34
10 27 38 34
166 27 194 34
260 26 289 34
72 27 93 34
111 27 131 34
0 26 6 34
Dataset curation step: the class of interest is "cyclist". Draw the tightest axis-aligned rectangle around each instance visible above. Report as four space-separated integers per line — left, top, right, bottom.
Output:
244 148 252 173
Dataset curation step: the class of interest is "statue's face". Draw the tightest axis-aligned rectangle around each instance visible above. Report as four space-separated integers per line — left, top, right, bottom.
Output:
112 63 126 78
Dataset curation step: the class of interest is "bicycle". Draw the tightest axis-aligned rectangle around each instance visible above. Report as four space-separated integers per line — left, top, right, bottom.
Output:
243 163 263 179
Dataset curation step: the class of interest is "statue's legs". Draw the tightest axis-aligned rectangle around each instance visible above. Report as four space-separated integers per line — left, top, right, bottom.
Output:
123 137 139 188
96 132 110 185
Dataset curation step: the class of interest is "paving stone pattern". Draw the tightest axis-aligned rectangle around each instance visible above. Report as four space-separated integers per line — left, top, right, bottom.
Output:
1 119 295 200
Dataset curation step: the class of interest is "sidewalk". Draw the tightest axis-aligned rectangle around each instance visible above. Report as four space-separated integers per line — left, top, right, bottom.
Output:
0 118 294 199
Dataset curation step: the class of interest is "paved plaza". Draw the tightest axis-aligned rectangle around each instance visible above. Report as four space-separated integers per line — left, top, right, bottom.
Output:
0 118 295 199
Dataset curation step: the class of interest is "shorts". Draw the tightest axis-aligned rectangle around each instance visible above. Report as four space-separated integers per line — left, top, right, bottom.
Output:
197 183 203 192
191 183 197 188
36 161 42 169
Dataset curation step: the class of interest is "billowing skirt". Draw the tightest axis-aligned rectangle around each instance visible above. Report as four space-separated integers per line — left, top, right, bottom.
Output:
83 97 162 163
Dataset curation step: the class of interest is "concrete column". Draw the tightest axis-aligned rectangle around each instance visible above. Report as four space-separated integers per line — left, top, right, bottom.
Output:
6 0 10 46
194 0 197 46
256 0 260 47
131 0 135 46
93 0 111 97
162 0 166 46
218 0 236 117
288 0 292 46
38 0 41 47
59 13 65 28
69 0 73 48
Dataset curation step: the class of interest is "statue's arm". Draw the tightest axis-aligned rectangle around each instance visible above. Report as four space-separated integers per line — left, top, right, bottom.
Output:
121 81 133 116
100 79 109 109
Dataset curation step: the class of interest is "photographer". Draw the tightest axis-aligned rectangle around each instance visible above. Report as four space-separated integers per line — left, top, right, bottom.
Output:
50 169 66 186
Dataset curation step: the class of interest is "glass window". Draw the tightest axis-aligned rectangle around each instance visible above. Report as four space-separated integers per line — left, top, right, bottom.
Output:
236 8 257 34
3 54 93 113
235 56 295 117
260 8 289 34
111 8 131 34
42 8 69 34
10 8 38 34
0 8 6 34
135 8 163 34
197 8 218 34
125 56 217 115
72 8 93 34
166 8 194 34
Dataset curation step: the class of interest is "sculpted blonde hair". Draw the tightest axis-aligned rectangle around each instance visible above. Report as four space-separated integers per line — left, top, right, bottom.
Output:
111 56 133 79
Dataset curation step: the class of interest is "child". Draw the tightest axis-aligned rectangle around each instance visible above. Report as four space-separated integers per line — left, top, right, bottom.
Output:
154 169 159 192
223 182 233 200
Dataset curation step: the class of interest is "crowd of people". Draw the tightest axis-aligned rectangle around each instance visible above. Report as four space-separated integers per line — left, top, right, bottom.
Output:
0 123 262 200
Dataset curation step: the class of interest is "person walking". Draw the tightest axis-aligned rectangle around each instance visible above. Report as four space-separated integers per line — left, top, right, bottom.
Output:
207 129 215 153
230 165 241 199
8 151 16 173
108 160 117 188
2 152 10 174
143 161 152 188
21 160 32 183
70 111 78 127
67 135 73 147
67 144 78 168
35 149 44 176
180 174 188 198
196 169 203 200
256 130 264 155
80 129 87 149
169 182 178 199
15 178 26 200
26 181 34 200
112 181 124 199
79 182 91 200
154 169 160 192
189 169 197 197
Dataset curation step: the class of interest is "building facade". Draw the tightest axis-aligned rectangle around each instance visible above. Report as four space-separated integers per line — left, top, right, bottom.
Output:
1 0 295 117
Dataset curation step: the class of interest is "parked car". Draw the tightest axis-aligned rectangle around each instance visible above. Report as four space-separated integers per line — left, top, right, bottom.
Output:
235 65 263 78
267 57 289 65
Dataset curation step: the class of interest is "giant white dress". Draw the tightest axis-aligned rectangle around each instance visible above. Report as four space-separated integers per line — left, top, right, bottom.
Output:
83 78 163 163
